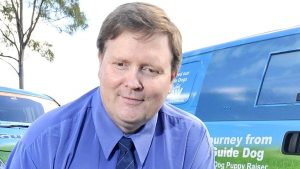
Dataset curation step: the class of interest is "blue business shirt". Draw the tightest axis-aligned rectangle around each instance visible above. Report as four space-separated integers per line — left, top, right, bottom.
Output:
6 87 215 169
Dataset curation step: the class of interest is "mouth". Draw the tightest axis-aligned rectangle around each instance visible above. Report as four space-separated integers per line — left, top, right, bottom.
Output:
121 96 144 105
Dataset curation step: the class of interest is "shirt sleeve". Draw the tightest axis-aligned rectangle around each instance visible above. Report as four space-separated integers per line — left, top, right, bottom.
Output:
186 123 216 169
6 141 38 169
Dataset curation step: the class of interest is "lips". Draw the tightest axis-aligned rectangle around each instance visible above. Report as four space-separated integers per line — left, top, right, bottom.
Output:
121 96 144 105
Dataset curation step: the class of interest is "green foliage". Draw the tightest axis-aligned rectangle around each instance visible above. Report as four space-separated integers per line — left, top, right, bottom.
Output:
28 39 54 61
1 2 14 22
36 0 88 34
0 0 88 88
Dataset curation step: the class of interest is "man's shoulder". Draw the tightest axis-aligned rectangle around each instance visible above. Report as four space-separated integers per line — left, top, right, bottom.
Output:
159 103 213 149
159 103 211 140
21 87 99 147
160 103 205 127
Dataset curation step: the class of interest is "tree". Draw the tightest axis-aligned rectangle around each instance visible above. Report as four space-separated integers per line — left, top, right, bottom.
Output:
0 0 88 89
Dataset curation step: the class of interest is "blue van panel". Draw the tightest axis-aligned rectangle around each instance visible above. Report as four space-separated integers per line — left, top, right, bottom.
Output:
168 26 300 169
167 52 212 113
184 26 300 57
196 33 300 121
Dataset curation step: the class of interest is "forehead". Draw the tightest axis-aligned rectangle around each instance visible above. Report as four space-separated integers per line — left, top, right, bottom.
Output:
108 31 169 47
104 31 172 62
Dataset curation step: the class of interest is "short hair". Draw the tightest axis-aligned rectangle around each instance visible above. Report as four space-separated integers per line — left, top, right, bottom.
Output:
96 2 182 72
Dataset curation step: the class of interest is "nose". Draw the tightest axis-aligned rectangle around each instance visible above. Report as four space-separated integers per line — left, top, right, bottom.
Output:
124 68 143 90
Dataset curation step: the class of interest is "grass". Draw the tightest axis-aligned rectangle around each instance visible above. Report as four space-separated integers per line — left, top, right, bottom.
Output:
0 144 15 164
215 148 300 169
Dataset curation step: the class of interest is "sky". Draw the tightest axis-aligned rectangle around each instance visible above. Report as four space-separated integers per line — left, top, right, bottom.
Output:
1 0 300 104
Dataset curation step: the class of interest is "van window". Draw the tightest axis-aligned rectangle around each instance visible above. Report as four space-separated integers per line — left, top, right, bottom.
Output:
166 62 199 104
257 50 300 105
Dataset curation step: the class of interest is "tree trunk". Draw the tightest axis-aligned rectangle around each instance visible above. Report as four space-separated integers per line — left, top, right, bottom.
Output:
19 50 24 89
18 0 24 89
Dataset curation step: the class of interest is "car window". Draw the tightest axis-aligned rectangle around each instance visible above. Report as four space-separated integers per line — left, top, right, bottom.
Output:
0 92 58 123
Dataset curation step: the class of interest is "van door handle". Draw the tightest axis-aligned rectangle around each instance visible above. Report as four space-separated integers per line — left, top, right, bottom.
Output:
282 131 300 155
297 93 300 101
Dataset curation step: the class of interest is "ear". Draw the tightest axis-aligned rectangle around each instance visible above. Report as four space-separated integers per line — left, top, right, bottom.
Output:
171 70 178 82
98 52 104 80
98 52 104 65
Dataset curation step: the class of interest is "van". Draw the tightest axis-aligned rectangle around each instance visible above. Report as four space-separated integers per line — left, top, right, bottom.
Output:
0 86 60 168
167 27 300 169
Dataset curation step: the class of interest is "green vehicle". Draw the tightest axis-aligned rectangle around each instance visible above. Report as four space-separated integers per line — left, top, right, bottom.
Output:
0 86 59 168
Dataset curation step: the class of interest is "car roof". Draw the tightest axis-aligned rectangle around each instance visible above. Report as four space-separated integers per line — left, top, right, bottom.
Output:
0 86 54 101
184 26 300 57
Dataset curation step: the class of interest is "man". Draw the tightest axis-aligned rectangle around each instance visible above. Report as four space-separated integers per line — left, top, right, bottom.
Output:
6 2 215 169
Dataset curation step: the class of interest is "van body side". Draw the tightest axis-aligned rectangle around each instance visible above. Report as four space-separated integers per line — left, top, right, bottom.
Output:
167 27 300 169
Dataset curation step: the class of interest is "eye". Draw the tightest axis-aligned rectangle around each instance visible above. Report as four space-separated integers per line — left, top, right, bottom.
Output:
116 62 124 67
113 62 127 70
141 66 161 76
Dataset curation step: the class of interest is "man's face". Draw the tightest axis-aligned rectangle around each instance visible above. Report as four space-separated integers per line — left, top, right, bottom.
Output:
98 31 176 133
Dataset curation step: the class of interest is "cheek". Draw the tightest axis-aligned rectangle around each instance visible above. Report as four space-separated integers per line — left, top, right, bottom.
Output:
99 66 120 87
146 79 172 99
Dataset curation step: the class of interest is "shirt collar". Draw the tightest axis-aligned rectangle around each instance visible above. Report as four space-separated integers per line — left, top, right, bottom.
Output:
91 87 123 160
91 87 158 165
130 112 157 165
